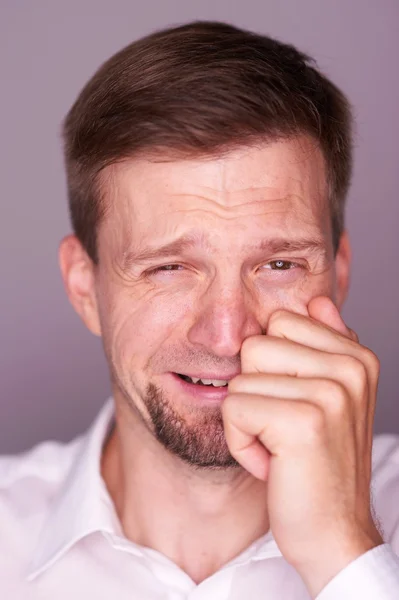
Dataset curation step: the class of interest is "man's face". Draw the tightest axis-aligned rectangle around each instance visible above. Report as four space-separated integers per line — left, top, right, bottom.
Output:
89 137 348 470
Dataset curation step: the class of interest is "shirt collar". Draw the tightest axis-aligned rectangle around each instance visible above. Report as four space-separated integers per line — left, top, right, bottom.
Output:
27 398 281 581
27 398 122 581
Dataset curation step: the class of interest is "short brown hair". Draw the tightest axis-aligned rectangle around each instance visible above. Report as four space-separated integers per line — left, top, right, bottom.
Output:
63 20 353 263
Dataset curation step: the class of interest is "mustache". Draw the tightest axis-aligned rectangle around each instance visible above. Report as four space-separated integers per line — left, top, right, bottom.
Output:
147 346 241 373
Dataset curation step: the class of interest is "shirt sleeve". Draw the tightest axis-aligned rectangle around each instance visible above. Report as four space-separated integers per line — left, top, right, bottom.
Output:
315 543 399 600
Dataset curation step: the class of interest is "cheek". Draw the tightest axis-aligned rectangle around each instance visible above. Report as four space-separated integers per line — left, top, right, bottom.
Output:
101 286 194 367
256 271 335 317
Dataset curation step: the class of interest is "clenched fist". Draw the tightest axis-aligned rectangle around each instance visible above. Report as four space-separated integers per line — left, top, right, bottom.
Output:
222 296 384 598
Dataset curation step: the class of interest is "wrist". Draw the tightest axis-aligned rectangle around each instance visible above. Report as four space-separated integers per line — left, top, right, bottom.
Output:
294 531 384 599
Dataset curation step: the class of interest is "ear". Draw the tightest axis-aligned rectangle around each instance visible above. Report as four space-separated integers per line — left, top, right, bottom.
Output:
58 235 102 337
334 230 351 309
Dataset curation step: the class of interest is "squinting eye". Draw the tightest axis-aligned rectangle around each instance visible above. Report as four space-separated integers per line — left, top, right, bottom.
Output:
149 264 184 273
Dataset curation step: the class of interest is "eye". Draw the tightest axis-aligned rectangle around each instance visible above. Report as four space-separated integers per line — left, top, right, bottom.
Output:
148 264 185 274
263 260 298 271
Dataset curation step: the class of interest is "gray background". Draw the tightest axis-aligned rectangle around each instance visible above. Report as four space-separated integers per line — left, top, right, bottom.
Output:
1 0 398 454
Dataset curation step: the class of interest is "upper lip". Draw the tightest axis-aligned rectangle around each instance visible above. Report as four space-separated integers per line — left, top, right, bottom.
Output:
175 372 240 381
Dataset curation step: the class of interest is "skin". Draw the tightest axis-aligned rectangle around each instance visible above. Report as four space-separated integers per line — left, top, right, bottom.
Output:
59 136 383 597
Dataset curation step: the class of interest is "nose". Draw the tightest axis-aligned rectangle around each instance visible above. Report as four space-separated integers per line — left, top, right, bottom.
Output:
186 278 264 358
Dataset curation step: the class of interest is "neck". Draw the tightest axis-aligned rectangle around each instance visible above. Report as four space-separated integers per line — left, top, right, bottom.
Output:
101 401 270 584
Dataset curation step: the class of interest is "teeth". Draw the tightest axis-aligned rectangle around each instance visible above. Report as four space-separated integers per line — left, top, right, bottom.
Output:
200 379 228 387
189 377 228 387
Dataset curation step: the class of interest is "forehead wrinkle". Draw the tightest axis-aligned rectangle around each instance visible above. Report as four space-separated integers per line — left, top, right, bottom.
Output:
161 206 296 227
164 192 308 218
119 227 327 273
119 231 214 270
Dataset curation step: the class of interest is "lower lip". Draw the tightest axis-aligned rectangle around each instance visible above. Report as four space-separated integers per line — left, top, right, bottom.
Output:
170 373 229 405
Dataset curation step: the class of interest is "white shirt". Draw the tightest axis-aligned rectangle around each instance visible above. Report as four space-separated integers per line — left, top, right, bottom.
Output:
1 398 399 600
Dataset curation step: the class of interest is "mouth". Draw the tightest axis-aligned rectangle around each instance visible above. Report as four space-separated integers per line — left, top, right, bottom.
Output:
170 372 235 405
176 373 229 388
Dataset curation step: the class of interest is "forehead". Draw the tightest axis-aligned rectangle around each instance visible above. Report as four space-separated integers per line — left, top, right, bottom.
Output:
99 137 329 250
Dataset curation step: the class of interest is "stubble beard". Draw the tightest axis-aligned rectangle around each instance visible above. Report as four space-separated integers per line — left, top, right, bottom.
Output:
142 382 240 471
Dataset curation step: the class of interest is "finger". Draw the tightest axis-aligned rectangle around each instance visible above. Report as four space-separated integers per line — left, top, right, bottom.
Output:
228 373 353 424
222 393 329 478
308 297 359 343
347 328 359 343
223 418 271 480
240 336 370 403
307 296 351 337
266 309 372 374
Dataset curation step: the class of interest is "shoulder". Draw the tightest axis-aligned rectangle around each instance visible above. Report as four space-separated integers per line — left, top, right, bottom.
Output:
0 435 83 490
372 433 399 552
0 435 84 577
0 435 84 524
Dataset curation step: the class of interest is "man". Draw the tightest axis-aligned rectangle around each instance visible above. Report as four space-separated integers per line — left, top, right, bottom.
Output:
1 20 399 600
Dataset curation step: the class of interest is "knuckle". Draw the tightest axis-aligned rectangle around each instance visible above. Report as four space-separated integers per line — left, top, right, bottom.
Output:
362 347 381 378
344 355 368 389
340 355 369 398
299 403 326 441
321 380 349 415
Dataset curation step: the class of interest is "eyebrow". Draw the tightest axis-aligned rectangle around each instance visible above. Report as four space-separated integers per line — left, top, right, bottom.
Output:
120 233 326 270
121 234 211 270
258 238 326 254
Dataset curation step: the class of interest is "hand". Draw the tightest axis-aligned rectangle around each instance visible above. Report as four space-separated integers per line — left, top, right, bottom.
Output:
222 296 384 598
